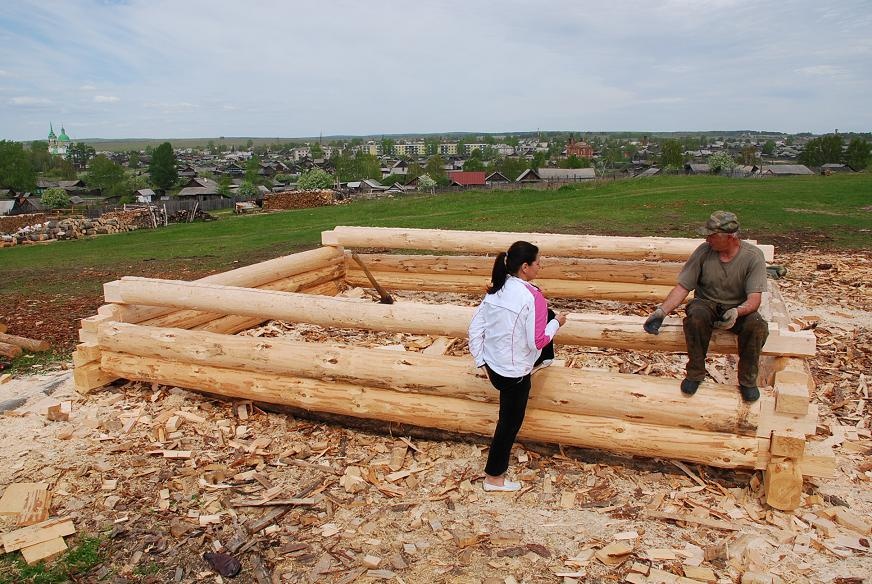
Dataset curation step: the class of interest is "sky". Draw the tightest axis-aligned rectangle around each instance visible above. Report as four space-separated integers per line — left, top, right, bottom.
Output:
1 0 871 141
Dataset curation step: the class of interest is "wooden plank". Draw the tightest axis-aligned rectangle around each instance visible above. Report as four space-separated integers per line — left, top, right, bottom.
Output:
16 484 51 526
756 396 817 438
0 483 47 516
642 510 738 531
73 361 117 395
2 517 75 553
323 226 775 262
20 536 67 565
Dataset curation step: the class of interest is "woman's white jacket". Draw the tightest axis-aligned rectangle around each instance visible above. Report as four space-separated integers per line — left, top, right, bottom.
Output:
468 275 560 378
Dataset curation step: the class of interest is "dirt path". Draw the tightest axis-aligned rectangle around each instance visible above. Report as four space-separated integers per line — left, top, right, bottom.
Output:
0 250 870 583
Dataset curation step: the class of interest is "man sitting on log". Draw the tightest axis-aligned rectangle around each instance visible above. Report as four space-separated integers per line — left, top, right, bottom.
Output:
643 211 769 402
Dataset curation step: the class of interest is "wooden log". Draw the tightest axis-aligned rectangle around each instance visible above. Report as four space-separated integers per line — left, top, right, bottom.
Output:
74 361 119 394
103 278 814 357
103 245 345 324
764 458 803 510
345 269 675 302
323 226 775 262
100 352 763 470
140 263 345 330
0 322 6 334
348 252 685 286
0 341 23 359
754 438 834 478
0 333 50 352
97 323 759 435
774 380 809 416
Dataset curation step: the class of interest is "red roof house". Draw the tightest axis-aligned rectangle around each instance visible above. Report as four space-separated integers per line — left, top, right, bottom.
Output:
448 171 487 187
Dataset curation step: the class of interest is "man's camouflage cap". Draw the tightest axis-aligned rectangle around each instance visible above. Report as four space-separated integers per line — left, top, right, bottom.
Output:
698 210 739 235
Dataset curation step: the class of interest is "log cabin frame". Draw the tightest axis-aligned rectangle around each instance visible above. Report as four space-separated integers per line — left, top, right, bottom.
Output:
73 226 830 510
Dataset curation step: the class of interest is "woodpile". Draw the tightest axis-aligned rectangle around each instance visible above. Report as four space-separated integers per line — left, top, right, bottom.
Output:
73 226 828 511
0 213 48 236
102 207 163 229
167 208 216 223
1 216 140 247
263 190 337 210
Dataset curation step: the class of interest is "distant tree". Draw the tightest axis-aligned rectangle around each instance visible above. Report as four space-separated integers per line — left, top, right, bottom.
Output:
425 155 447 182
148 142 178 190
310 143 324 159
799 134 843 167
463 149 486 172
658 140 684 168
48 157 77 180
41 187 70 209
531 151 548 169
245 155 262 183
68 142 96 170
739 145 759 166
845 138 871 170
128 151 140 169
238 181 258 198
298 168 334 190
380 138 395 156
0 141 37 192
492 157 530 181
762 140 776 156
217 176 233 197
245 139 254 150
707 151 737 174
85 155 126 195
381 174 406 186
407 162 424 180
558 155 591 169
417 174 436 193
29 140 52 173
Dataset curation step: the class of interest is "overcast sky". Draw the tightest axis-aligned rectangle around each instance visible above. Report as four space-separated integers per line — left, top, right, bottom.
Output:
1 0 870 141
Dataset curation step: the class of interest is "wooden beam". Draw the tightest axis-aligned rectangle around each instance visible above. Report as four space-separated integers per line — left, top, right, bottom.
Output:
0 333 50 352
771 431 806 458
100 352 763 470
323 226 775 262
764 458 803 511
103 278 814 357
98 322 759 435
73 361 118 394
0 341 23 359
102 245 345 324
345 269 675 302
347 252 685 286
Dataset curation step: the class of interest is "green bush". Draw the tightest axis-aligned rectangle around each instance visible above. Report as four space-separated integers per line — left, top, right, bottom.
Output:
40 188 70 209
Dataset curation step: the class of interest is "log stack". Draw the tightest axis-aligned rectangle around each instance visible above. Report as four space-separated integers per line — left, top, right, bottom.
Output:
73 226 827 510
263 190 336 210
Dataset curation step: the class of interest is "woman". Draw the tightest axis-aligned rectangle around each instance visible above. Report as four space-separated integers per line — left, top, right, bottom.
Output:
468 241 566 492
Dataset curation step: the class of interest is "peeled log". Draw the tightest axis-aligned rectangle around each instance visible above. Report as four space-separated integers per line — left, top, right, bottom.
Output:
100 351 763 469
349 253 684 286
98 322 758 435
0 341 23 359
324 226 775 262
104 277 814 357
345 270 674 302
103 245 344 324
0 333 50 352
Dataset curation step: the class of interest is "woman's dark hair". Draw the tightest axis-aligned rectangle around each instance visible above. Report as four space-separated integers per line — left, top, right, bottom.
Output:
488 241 539 294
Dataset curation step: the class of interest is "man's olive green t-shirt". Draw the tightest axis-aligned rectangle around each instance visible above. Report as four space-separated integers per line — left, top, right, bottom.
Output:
677 240 767 307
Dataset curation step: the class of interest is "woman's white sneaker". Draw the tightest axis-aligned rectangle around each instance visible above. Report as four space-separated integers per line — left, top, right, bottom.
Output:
482 480 522 492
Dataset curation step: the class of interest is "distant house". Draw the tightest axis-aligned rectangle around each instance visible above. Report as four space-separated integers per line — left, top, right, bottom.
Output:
515 168 541 183
178 165 197 178
182 177 219 190
485 171 510 185
760 164 814 176
448 171 487 187
820 163 855 173
565 137 593 158
178 177 222 201
684 163 711 175
536 168 596 181
634 167 662 179
384 183 407 194
358 179 387 194
10 193 43 215
134 188 157 203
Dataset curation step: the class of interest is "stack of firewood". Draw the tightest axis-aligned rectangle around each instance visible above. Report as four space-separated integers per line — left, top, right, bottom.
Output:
263 190 336 210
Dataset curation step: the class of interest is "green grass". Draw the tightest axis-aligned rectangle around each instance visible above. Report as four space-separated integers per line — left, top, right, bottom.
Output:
0 536 104 584
1 174 870 295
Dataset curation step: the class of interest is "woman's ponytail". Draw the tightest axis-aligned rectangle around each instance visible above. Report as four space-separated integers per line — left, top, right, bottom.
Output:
487 241 539 294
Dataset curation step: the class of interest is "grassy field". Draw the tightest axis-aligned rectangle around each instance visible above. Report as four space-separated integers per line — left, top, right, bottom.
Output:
1 173 870 295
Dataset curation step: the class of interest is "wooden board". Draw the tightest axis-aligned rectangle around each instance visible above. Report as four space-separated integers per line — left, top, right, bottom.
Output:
2 517 75 553
21 536 67 565
0 483 48 517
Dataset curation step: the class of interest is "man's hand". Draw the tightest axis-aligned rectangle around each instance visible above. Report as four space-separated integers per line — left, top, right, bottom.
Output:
471 365 488 379
555 312 567 326
715 308 738 330
643 307 666 335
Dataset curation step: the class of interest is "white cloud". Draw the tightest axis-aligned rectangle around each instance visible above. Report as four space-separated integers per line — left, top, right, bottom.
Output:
795 65 848 78
9 96 52 106
94 95 120 103
80 84 97 91
0 70 9 77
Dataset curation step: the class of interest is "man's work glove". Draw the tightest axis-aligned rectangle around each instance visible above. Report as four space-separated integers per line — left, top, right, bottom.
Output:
715 308 738 330
643 307 666 335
